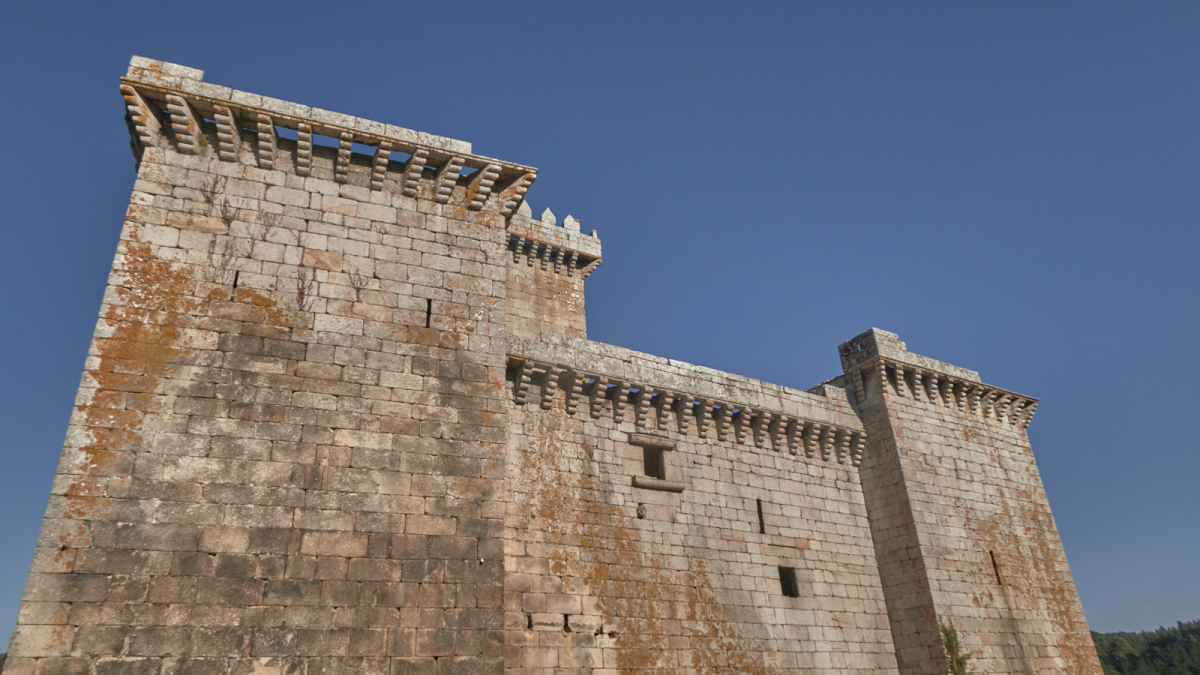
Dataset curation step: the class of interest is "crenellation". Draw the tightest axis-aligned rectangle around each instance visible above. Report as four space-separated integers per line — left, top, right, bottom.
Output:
5 57 1098 675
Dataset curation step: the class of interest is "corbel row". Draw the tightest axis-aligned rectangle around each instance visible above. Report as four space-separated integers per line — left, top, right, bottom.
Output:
507 235 600 279
119 82 536 215
510 357 867 467
851 359 1038 429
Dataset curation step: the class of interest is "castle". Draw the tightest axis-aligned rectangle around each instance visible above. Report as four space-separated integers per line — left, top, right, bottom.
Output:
4 57 1102 675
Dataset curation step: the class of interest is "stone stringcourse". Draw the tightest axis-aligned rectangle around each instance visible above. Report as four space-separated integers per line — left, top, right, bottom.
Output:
4 57 1102 675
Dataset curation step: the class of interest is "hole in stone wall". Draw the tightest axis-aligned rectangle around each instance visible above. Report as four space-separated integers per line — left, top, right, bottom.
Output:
779 566 800 597
757 498 766 534
526 613 532 630
886 366 898 389
351 141 375 156
425 299 432 328
643 446 665 480
232 271 240 289
276 126 298 141
460 165 479 177
562 615 572 632
990 551 1004 585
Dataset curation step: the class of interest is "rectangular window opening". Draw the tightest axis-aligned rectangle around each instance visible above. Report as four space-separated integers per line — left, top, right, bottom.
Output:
756 498 766 534
643 446 665 480
990 551 1003 585
425 299 432 328
778 566 799 598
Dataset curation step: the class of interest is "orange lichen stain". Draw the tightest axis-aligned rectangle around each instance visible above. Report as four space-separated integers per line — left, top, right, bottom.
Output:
66 227 206 528
512 411 779 675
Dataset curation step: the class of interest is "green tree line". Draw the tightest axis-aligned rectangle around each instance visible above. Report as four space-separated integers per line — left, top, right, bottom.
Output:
1093 619 1200 675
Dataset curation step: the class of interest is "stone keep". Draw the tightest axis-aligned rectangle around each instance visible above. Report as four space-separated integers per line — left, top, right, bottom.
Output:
4 57 1103 675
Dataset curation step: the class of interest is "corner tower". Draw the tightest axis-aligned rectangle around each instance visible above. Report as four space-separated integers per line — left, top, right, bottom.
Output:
841 329 1102 675
4 56 541 675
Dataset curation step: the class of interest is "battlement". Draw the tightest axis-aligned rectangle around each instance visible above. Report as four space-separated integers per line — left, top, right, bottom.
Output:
122 56 535 215
507 334 866 464
839 327 1038 428
506 206 601 278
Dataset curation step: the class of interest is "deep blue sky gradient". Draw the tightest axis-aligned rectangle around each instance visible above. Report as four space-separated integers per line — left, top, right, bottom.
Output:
1 2 1197 644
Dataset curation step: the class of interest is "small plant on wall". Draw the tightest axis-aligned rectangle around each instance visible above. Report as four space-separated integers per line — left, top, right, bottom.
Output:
940 619 974 675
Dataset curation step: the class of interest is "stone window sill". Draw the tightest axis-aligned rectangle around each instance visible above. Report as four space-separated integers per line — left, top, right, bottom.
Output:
632 476 686 492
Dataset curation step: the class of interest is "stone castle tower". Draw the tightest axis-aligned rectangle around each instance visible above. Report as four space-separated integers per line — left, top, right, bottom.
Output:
4 57 1102 675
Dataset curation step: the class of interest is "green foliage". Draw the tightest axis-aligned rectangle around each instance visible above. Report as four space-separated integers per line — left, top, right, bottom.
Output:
940 619 973 675
1092 619 1200 675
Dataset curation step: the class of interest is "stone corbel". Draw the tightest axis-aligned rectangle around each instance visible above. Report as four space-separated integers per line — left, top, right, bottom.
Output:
851 432 866 466
769 415 785 452
893 364 907 397
371 141 392 190
820 426 837 461
565 251 579 277
1019 401 1038 428
335 131 353 184
589 376 608 419
499 172 536 217
121 84 161 152
214 105 240 162
734 408 752 445
673 395 693 434
613 382 630 422
852 371 867 406
695 399 712 438
714 403 732 442
786 419 802 455
655 392 675 431
581 259 601 280
433 155 464 203
165 94 201 155
633 388 652 428
513 359 533 405
402 148 429 198
911 369 925 402
564 371 583 415
752 411 771 448
835 429 851 464
540 366 560 411
467 163 502 211
803 423 820 459
256 114 277 169
296 123 313 176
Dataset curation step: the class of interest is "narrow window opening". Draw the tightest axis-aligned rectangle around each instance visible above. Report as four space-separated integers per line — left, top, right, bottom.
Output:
562 614 572 632
232 271 240 289
425 298 432 328
778 566 799 597
526 613 532 630
756 498 766 534
990 551 1003 585
643 446 665 480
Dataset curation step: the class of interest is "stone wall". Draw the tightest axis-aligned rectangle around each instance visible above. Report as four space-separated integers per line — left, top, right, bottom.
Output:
4 57 523 675
4 57 1103 675
503 336 899 675
843 329 1102 675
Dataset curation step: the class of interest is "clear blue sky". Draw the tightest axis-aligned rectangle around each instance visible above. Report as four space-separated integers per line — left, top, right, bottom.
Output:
1 2 1197 644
